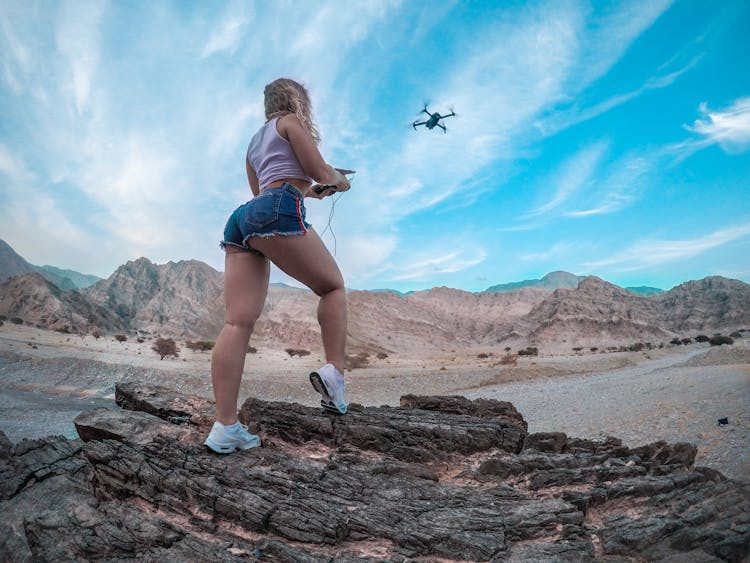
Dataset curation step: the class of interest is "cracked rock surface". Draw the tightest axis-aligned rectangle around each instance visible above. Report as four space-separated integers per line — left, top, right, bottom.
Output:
0 381 748 561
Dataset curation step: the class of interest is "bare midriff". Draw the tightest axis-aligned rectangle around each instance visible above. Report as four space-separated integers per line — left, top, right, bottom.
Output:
268 177 312 197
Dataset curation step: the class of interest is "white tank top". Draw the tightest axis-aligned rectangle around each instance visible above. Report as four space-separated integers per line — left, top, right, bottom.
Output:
246 117 314 188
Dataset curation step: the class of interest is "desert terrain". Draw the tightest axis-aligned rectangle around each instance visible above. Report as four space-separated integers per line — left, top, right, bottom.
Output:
1 323 747 482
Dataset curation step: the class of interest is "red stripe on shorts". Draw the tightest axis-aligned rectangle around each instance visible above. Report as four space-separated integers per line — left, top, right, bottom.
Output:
295 195 307 234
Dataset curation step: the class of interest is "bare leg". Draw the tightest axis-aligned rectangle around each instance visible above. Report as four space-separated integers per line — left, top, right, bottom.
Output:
211 248 269 425
249 229 346 372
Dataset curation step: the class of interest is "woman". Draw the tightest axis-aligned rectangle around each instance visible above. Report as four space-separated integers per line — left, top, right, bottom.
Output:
205 78 351 454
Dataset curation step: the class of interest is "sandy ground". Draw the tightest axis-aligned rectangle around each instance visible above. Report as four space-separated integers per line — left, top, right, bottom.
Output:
1 324 748 481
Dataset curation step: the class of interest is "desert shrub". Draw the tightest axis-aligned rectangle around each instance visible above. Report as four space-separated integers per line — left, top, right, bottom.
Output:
669 338 682 346
709 335 733 346
517 346 538 356
477 353 489 359
11 317 23 325
730 331 742 338
346 352 370 369
114 334 127 343
0 315 6 321
498 354 517 366
0 321 3 327
590 347 598 353
186 340 215 352
376 352 388 360
247 345 257 354
629 342 645 352
137 338 145 343
285 348 311 358
572 347 583 353
55 327 70 334
681 338 692 345
152 337 179 359
504 347 512 354
91 329 103 339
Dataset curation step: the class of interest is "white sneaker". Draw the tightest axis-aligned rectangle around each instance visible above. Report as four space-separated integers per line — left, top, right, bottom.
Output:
310 363 348 414
204 421 261 454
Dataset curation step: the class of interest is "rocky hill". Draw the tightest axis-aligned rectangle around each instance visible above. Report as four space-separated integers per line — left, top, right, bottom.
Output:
512 276 672 347
1 381 747 561
653 276 750 333
83 257 226 339
0 273 124 334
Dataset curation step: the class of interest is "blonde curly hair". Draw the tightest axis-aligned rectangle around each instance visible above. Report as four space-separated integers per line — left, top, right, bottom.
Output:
264 78 320 143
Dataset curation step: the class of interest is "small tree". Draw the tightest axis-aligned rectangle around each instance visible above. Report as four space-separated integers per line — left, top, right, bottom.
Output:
92 329 103 339
709 335 733 347
152 337 179 360
115 334 127 343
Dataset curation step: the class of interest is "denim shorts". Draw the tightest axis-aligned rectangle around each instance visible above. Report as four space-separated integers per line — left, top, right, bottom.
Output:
220 183 312 255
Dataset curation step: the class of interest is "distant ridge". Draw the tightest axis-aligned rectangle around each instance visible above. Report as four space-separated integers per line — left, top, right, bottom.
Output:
625 286 663 295
0 239 101 290
38 265 102 290
486 271 584 292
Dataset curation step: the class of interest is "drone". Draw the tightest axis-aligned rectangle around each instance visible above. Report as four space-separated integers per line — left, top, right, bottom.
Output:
412 104 456 133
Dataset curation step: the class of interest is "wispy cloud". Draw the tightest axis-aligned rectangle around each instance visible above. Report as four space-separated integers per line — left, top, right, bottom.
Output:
385 247 488 282
685 97 750 153
567 153 652 217
585 223 750 271
55 0 105 114
525 141 608 218
520 242 576 263
661 96 750 163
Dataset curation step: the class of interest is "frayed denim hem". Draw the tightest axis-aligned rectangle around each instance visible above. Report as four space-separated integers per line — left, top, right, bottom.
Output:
219 229 308 257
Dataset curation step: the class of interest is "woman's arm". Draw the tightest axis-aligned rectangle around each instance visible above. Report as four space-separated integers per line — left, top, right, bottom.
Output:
278 114 350 192
246 159 260 197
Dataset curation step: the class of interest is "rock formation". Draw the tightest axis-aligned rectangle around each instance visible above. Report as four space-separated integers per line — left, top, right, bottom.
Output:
1 382 747 561
83 257 226 338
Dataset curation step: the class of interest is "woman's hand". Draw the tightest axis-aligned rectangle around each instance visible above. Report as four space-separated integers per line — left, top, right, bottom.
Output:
308 185 336 199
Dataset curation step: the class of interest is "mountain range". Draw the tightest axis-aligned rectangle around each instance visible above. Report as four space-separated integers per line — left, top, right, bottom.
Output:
1 240 749 353
0 240 102 290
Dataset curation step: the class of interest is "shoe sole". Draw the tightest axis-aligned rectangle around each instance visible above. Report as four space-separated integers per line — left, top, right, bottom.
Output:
204 436 261 454
320 399 345 415
309 371 332 401
310 372 347 415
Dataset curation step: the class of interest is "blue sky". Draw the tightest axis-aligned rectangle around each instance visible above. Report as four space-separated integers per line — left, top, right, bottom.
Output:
1 1 749 292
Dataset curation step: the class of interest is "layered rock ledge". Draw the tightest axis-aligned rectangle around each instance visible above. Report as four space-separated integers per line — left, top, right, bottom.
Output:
0 381 748 561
